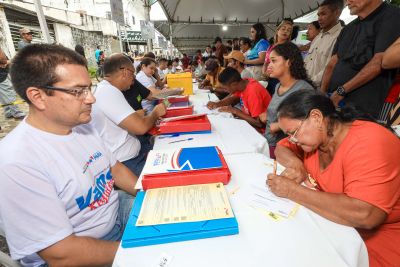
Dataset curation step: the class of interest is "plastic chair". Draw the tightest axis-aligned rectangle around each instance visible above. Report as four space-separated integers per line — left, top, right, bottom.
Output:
0 229 22 267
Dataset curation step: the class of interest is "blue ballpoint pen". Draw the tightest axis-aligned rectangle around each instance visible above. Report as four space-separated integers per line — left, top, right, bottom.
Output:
158 133 180 139
168 138 194 144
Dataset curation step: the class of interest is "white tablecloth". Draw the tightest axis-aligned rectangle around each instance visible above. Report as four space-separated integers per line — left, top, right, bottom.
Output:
114 153 368 267
154 116 269 156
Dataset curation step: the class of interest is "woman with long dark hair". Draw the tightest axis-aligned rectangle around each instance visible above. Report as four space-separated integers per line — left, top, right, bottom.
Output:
260 42 314 158
267 89 400 267
262 20 294 94
243 23 269 80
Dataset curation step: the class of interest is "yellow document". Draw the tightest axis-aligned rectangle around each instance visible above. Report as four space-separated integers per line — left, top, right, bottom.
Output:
136 183 234 226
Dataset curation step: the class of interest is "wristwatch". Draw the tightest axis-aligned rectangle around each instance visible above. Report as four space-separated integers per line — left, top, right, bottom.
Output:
336 86 346 97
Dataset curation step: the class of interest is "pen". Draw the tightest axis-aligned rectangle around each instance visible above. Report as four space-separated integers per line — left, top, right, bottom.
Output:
158 133 180 139
208 93 211 100
273 160 277 175
168 138 194 144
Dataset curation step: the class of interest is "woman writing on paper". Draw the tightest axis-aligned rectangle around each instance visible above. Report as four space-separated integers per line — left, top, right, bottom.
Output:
267 90 400 267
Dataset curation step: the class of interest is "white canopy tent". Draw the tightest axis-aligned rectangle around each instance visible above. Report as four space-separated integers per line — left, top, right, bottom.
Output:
152 0 322 54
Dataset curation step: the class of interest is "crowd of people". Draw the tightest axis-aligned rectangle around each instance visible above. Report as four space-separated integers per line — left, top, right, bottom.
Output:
0 0 399 266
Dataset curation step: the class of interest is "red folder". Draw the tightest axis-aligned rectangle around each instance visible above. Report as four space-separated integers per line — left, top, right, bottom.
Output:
158 114 211 134
164 106 194 118
141 147 231 190
161 96 193 118
164 96 189 103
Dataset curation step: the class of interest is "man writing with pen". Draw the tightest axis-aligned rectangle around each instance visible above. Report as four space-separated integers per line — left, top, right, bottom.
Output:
198 58 227 99
206 67 271 132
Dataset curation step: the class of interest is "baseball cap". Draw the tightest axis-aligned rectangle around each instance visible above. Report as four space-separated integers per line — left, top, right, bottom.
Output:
205 58 219 71
19 28 31 34
223 50 245 63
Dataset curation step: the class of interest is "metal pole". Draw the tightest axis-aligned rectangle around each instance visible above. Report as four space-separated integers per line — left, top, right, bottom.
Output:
169 23 173 59
143 0 153 51
117 24 124 52
33 0 52 43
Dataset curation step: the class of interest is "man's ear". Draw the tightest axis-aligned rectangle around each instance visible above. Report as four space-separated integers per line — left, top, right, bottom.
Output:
26 87 47 111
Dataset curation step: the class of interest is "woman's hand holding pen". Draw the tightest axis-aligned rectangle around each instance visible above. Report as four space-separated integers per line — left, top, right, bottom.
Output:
267 172 298 199
280 166 308 184
267 160 302 198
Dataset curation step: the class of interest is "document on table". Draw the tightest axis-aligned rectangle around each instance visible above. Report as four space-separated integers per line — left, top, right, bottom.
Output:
136 183 234 226
249 158 298 218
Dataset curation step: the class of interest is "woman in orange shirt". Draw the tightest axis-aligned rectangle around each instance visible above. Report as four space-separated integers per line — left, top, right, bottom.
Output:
267 90 400 267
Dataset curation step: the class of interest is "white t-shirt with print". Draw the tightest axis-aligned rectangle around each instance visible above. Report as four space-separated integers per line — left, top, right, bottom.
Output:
0 121 118 267
92 80 140 162
136 71 158 112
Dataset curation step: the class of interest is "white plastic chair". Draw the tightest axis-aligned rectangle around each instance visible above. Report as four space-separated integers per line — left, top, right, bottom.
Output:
0 228 22 267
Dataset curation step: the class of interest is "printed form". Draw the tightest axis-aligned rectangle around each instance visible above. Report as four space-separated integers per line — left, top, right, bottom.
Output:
136 183 234 226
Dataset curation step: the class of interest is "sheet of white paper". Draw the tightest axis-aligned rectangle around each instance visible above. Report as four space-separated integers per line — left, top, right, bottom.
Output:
248 158 297 218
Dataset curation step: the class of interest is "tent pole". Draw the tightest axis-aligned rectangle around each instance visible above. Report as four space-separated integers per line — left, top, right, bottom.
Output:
33 0 52 43
144 0 153 51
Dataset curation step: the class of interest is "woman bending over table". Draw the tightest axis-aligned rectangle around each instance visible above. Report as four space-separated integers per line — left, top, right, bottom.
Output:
267 90 400 267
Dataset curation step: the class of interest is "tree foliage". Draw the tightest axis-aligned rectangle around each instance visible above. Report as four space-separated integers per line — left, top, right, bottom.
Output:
390 0 400 6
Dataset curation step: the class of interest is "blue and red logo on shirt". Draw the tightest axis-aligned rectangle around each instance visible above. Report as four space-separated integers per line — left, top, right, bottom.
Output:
82 151 103 174
75 167 114 211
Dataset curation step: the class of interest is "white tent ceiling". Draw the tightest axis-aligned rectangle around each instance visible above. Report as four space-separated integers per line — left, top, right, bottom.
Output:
154 0 322 54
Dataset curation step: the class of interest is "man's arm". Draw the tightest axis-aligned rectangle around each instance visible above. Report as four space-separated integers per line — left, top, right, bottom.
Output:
342 53 383 93
218 106 265 129
330 53 384 106
119 103 166 135
206 95 239 110
112 161 138 196
38 235 118 267
382 37 400 69
320 54 338 93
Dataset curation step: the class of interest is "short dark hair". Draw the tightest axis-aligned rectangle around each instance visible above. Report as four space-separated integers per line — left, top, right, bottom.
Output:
214 37 222 44
218 67 242 85
320 0 344 11
10 44 87 104
144 52 156 59
251 23 267 43
310 21 321 30
74 44 85 58
136 57 156 73
159 58 168 63
239 37 252 47
103 54 132 76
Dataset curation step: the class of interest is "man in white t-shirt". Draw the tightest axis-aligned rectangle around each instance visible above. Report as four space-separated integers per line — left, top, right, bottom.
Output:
92 54 166 176
0 44 138 266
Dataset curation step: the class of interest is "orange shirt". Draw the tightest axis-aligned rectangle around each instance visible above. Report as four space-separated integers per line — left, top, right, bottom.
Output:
205 66 225 88
278 120 400 267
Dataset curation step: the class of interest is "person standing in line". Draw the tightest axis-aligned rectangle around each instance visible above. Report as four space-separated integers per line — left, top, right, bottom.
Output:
305 0 343 88
320 0 400 119
17 28 33 50
0 47 25 119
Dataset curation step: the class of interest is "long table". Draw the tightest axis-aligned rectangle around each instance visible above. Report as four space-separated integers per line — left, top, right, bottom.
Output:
113 84 368 267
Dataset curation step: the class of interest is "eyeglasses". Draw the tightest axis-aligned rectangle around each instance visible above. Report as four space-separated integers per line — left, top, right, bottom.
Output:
41 85 96 100
120 67 135 76
287 112 310 144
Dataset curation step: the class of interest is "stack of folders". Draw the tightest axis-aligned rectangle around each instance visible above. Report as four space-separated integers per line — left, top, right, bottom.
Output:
140 146 231 190
157 114 211 135
121 183 239 248
161 96 194 118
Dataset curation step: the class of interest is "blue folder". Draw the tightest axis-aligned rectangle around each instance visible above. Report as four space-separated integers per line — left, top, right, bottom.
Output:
121 191 239 248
